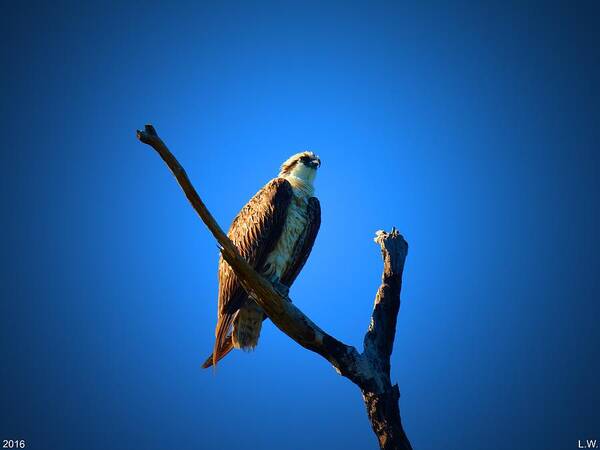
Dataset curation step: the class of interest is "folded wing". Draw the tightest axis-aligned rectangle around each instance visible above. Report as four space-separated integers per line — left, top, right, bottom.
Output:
211 178 294 367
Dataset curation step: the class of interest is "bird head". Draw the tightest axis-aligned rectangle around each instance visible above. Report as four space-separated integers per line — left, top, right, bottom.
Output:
279 151 321 183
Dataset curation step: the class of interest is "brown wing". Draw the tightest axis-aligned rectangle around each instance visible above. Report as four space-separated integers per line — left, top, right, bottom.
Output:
201 335 233 369
212 178 293 366
205 195 320 368
281 197 321 287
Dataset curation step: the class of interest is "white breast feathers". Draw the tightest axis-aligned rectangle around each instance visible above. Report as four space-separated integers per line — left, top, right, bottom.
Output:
263 193 309 279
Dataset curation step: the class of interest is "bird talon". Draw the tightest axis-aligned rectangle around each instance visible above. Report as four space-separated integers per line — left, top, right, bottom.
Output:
269 277 289 297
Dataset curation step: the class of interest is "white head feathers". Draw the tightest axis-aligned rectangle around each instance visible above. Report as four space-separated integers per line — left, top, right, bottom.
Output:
279 151 321 197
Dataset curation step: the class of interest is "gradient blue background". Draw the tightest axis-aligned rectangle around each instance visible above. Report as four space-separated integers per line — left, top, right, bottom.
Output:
1 1 599 449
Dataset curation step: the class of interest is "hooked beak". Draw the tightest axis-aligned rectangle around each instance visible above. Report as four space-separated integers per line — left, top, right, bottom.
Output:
309 158 321 169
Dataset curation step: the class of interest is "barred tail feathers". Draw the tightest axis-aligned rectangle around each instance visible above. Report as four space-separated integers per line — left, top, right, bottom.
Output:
232 303 263 350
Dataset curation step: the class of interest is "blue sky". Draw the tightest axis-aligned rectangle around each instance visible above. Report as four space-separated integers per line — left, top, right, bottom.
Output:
1 1 599 449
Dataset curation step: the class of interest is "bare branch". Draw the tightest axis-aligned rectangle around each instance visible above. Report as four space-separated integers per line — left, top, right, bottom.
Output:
363 385 412 450
136 125 234 256
136 124 412 450
364 228 409 374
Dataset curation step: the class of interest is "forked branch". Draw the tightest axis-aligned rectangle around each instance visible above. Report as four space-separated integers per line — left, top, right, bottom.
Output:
136 124 412 450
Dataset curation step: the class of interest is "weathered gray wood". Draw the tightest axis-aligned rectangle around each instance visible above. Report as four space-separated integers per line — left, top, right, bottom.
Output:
137 124 413 450
362 229 411 450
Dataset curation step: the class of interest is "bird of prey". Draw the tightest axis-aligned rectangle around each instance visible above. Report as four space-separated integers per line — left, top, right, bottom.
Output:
202 151 321 368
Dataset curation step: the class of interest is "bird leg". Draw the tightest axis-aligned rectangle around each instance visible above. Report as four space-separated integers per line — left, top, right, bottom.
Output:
268 275 290 298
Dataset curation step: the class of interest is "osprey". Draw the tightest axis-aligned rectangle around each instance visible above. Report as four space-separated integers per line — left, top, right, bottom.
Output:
202 151 321 368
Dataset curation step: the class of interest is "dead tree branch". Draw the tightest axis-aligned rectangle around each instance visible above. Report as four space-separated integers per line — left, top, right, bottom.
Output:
136 124 412 450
